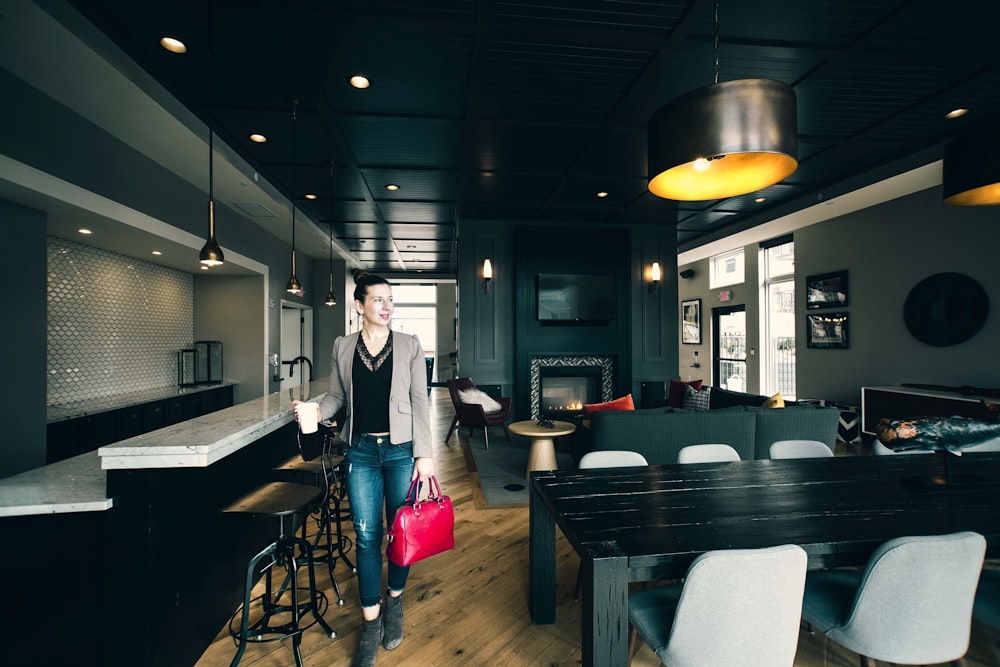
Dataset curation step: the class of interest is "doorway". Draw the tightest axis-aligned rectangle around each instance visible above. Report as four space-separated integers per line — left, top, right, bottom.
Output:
713 305 746 392
280 301 314 396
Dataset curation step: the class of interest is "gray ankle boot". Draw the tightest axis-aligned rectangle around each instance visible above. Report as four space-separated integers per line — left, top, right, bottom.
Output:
382 593 404 650
351 615 382 667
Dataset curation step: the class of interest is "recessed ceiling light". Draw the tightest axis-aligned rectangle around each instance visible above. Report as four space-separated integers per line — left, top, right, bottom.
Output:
249 133 267 143
596 191 609 198
386 184 400 191
754 197 766 203
350 75 371 89
152 250 162 256
305 193 317 200
159 37 187 54
945 108 969 119
78 228 92 235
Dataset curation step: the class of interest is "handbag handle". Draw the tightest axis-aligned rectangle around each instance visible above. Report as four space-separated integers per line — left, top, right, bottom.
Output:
404 475 445 505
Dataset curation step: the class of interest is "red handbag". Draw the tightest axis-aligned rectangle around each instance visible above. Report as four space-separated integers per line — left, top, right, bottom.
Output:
386 475 455 566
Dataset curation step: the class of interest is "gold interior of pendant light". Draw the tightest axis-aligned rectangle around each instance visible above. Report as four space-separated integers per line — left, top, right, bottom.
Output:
199 2 224 266
943 124 1000 206
286 99 302 294
325 162 338 306
647 1 798 201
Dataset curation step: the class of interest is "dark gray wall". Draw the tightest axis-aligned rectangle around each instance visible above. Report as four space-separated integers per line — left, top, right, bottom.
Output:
457 219 678 418
678 186 1000 406
0 200 47 477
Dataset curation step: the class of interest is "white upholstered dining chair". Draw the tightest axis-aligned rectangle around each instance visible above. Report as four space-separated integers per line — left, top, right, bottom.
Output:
801 531 986 667
628 544 807 666
677 443 740 464
769 439 834 459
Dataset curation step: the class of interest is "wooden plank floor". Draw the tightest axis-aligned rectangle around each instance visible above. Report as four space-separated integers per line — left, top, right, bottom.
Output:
194 387 1000 667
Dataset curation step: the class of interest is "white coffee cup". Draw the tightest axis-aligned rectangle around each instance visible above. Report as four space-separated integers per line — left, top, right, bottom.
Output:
296 402 319 434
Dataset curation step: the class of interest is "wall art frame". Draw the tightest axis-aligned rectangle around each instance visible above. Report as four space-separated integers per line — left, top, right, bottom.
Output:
806 270 849 310
681 298 701 345
807 312 849 349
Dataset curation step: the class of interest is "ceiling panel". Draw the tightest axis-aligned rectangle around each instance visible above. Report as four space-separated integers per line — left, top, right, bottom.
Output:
47 0 1000 274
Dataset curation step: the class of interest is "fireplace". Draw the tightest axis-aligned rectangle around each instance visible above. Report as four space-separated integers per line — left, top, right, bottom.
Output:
529 355 614 419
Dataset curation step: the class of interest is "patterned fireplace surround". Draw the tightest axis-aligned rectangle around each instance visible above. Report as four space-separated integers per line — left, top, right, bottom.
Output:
529 355 614 419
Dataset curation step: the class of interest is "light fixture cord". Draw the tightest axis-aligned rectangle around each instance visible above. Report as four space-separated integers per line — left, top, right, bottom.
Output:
291 99 297 257
713 0 720 84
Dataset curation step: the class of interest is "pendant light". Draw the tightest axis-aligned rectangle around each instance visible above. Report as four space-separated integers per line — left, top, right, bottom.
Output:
199 2 224 266
647 0 797 201
325 161 338 306
285 98 302 294
943 124 1000 206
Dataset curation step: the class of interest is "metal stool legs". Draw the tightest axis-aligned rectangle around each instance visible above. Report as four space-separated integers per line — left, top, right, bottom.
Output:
228 510 336 667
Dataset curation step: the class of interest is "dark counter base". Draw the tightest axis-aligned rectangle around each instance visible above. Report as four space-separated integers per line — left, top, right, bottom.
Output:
3 422 301 667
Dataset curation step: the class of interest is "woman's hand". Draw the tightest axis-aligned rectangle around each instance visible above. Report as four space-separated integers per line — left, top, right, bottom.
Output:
413 457 434 482
291 399 319 423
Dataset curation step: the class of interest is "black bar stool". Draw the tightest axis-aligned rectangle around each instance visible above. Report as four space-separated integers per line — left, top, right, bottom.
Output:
221 481 337 667
273 452 353 603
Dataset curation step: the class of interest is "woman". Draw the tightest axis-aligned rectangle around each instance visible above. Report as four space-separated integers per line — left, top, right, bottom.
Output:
296 270 433 667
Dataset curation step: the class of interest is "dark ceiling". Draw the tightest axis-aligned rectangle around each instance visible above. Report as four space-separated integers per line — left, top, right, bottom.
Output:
68 0 1000 274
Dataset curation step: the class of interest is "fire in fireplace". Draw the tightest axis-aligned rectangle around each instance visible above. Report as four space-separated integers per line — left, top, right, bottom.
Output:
540 373 599 417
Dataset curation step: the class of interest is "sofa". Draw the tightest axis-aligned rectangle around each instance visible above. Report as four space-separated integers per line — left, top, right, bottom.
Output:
571 385 841 466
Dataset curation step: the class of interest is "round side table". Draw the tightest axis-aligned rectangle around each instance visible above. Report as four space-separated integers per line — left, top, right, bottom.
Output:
508 419 577 479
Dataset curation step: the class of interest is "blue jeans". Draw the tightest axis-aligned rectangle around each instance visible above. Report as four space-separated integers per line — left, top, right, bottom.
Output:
345 433 415 608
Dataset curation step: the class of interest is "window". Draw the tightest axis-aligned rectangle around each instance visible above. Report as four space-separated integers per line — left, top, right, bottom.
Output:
709 248 745 288
761 240 795 399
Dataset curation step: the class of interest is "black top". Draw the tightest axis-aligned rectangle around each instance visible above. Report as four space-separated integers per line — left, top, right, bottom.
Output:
352 335 393 434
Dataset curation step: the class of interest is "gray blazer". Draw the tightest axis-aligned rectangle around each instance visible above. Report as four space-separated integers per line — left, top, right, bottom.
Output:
314 331 433 459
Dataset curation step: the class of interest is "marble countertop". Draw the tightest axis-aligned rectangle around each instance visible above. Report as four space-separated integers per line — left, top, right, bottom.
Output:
0 451 113 517
98 380 327 470
47 381 238 423
1 379 327 517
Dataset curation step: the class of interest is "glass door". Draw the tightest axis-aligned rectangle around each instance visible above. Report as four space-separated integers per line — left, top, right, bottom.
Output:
713 306 746 391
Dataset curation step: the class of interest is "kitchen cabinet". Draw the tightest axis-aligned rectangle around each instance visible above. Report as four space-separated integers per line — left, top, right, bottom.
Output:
46 384 236 464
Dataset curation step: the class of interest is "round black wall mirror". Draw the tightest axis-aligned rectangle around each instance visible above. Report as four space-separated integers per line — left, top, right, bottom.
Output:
903 272 989 347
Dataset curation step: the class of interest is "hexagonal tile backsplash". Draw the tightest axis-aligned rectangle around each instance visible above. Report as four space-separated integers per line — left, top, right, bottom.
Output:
47 237 193 406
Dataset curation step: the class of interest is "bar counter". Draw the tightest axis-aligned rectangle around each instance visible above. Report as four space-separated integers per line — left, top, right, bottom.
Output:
2 379 331 667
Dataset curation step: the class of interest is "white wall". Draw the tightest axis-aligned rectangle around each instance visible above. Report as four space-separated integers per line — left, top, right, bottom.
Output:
679 186 1000 406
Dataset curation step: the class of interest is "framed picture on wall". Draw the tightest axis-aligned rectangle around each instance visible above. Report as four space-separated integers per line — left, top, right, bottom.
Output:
806 270 849 309
681 298 701 345
807 312 849 349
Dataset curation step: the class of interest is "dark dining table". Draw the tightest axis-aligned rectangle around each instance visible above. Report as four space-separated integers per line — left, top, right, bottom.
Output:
528 453 1000 667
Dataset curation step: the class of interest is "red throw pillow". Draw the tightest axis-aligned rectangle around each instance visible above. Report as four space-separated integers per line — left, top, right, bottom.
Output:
668 379 703 408
583 393 635 415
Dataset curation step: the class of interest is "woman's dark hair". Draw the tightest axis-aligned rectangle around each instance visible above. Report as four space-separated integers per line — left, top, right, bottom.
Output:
352 269 390 303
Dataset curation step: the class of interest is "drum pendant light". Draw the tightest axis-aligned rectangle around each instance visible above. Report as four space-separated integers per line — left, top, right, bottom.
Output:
285 99 302 294
325 162 338 306
647 0 798 201
943 124 1000 206
199 2 224 266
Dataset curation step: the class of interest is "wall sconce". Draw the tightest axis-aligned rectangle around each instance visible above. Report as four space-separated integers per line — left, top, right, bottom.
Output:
482 258 493 292
648 262 661 292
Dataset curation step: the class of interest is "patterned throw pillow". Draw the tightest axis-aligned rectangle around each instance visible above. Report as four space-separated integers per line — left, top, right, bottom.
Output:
668 379 703 408
682 384 712 411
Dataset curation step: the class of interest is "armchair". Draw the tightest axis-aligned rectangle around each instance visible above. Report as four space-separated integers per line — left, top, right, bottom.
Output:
445 377 512 450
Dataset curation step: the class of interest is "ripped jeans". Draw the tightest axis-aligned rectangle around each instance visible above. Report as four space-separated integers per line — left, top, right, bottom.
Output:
345 432 415 608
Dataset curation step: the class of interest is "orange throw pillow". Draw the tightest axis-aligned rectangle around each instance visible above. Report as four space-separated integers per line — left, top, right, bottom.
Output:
668 379 703 408
583 393 635 415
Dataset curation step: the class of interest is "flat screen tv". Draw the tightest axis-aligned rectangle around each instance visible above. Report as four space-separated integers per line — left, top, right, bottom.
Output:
536 273 615 321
